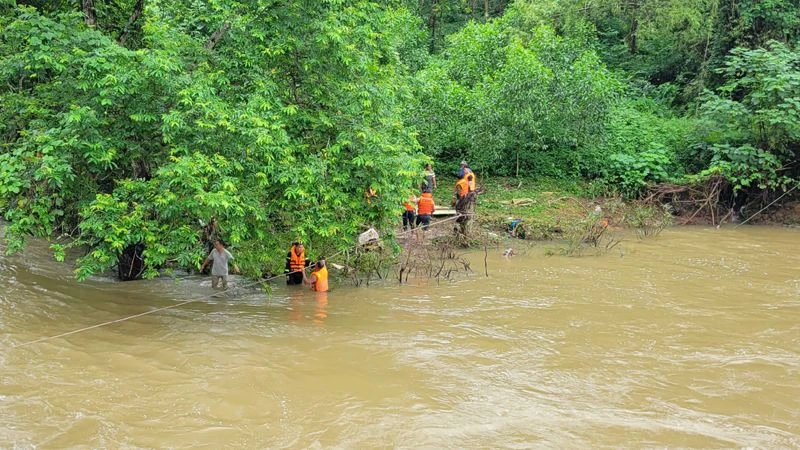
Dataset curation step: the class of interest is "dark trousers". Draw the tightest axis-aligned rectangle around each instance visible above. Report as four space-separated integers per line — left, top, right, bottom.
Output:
402 210 415 230
286 271 303 285
416 214 431 228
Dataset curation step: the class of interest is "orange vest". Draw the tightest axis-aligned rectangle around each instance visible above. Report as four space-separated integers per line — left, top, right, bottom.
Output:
417 193 434 215
455 178 470 198
403 201 415 212
464 168 476 191
289 247 305 272
311 266 328 292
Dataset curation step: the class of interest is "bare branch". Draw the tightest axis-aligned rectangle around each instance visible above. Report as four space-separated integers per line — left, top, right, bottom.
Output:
205 22 231 50
118 0 145 45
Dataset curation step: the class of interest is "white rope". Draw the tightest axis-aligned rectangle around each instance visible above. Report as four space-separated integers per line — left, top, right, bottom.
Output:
10 213 469 348
735 183 799 228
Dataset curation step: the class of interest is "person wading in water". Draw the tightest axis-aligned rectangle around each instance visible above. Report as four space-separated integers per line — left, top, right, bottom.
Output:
303 257 329 292
285 241 309 285
200 240 239 290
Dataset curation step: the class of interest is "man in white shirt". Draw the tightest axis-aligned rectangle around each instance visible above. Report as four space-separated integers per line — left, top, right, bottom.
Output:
201 240 240 289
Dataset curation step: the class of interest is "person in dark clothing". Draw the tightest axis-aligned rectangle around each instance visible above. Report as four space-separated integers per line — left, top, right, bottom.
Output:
422 163 436 193
286 242 310 285
457 160 471 179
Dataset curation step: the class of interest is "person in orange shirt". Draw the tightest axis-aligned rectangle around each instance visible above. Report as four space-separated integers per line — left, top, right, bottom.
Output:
303 257 329 292
458 161 476 191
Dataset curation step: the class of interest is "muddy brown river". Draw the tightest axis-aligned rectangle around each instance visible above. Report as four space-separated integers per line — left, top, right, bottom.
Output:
1 227 799 448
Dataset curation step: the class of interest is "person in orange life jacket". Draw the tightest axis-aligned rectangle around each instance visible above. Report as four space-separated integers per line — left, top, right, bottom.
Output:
285 242 310 285
454 174 473 200
455 175 469 201
303 257 329 292
402 194 417 231
457 161 476 191
416 191 435 228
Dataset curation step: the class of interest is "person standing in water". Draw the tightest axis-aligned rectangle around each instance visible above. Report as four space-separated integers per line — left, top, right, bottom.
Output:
303 257 329 292
201 240 239 289
285 241 309 285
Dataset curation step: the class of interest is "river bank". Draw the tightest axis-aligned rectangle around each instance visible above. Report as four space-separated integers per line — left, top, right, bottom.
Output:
443 177 800 242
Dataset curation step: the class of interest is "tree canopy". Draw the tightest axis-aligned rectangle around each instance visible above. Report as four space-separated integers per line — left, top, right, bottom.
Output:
1 0 424 279
2 0 799 279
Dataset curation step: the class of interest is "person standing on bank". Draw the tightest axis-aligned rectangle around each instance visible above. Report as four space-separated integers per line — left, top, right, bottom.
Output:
201 240 239 289
416 190 435 229
402 194 417 231
422 163 437 193
285 241 309 285
303 257 329 292
458 160 476 191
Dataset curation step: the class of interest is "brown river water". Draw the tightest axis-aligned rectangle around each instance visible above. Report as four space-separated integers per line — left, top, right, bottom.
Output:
1 227 799 448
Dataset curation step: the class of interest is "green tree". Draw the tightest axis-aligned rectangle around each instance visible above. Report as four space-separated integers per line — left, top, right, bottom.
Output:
695 41 800 192
0 1 425 280
410 5 619 178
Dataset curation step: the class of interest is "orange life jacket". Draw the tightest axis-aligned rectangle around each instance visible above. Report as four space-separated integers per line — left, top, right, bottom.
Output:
403 201 415 212
311 266 328 292
464 169 476 191
417 192 434 215
289 247 305 272
455 177 470 198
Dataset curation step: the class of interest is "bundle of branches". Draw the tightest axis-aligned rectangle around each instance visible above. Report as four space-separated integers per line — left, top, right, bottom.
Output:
341 244 396 287
398 236 473 284
644 175 732 226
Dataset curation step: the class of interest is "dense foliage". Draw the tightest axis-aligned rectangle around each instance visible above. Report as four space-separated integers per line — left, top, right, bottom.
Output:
408 0 799 196
0 0 424 279
410 11 618 177
2 0 799 279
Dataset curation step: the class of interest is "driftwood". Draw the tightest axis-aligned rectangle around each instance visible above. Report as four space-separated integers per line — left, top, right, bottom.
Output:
644 175 731 226
397 236 473 284
500 198 535 207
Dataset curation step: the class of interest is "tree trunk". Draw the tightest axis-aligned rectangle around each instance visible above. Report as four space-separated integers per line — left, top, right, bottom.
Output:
627 15 639 54
205 21 231 50
118 243 145 281
82 0 96 27
484 0 489 20
625 0 640 54
428 0 438 53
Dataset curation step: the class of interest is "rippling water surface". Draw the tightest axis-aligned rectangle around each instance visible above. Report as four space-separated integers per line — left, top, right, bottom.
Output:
2 227 799 448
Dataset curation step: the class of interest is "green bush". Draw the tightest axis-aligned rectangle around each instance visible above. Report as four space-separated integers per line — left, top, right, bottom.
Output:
409 4 620 178
695 41 800 192
586 96 690 197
